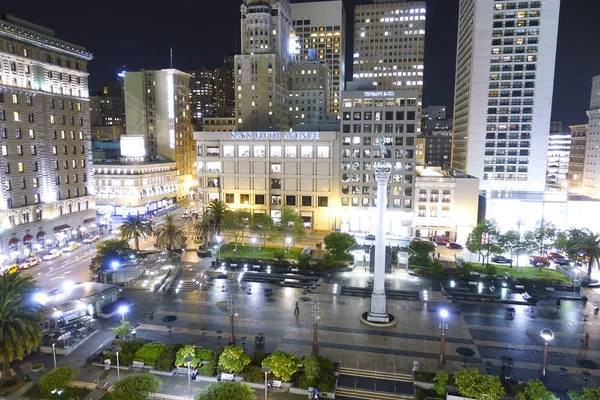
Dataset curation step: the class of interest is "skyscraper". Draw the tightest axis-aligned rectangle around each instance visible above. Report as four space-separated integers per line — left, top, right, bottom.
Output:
582 75 600 198
290 0 345 115
90 78 125 141
189 70 216 126
545 121 570 189
0 14 96 257
352 1 426 93
450 0 560 192
124 69 196 199
215 54 236 118
235 0 296 131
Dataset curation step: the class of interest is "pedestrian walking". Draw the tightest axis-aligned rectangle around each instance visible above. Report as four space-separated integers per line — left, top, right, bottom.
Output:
294 301 300 316
585 332 590 348
437 252 441 260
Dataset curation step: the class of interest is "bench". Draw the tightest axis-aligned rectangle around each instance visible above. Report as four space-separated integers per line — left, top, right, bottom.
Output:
132 361 144 370
545 287 555 292
220 373 235 382
515 285 525 290
271 380 282 388
522 292 532 300
176 367 189 376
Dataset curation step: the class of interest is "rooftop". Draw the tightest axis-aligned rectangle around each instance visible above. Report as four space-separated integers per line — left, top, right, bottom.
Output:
36 282 118 311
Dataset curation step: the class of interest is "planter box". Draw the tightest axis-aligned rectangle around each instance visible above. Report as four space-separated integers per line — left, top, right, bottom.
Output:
415 381 435 390
150 368 175 376
196 375 218 382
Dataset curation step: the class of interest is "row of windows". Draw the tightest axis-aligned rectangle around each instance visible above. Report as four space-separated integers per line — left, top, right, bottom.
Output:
342 124 416 134
4 173 86 191
342 136 415 146
343 111 416 121
342 148 415 159
341 197 412 209
342 173 413 184
341 161 414 171
493 2 542 10
2 159 86 174
225 192 329 208
6 43 83 70
202 145 331 159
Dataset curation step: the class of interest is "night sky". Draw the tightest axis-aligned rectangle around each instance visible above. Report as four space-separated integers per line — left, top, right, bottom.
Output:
4 0 600 127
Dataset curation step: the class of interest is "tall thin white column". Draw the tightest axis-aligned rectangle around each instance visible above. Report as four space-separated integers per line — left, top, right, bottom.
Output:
368 167 391 323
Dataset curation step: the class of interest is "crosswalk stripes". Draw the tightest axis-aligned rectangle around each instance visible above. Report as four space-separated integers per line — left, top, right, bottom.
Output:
335 387 413 400
338 367 413 382
336 367 414 399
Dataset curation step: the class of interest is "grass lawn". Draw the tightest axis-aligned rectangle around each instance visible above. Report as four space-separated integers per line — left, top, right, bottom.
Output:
219 243 303 260
470 263 570 284
25 386 92 399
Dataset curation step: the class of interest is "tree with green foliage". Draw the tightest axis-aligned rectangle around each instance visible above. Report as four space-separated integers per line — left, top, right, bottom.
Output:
523 220 558 267
196 382 255 400
433 371 449 397
218 346 251 374
0 273 43 384
276 206 306 244
568 387 600 400
515 379 557 400
262 350 302 382
90 239 133 274
119 214 153 252
223 209 251 250
250 213 275 249
193 210 215 248
454 368 505 400
112 373 162 400
409 240 436 267
175 345 201 368
207 199 229 235
38 366 77 394
157 214 187 256
565 228 600 280
112 321 132 338
501 228 528 268
466 219 504 266
323 232 356 260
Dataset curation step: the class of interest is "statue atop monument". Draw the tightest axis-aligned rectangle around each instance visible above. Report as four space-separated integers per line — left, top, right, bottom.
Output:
379 134 388 159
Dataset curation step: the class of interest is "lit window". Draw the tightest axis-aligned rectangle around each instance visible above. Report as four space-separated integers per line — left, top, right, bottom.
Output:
18 162 24 172
13 112 20 121
223 146 235 157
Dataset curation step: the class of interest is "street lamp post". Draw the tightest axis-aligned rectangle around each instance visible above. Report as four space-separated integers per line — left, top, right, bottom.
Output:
311 300 321 354
185 355 193 397
261 365 271 400
286 237 293 257
227 294 238 345
540 328 554 377
51 341 57 369
114 346 121 382
118 305 129 324
439 309 449 366
216 236 222 260
252 237 257 253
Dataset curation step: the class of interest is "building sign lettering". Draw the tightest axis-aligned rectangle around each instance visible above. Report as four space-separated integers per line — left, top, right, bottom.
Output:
229 132 320 140
364 91 395 97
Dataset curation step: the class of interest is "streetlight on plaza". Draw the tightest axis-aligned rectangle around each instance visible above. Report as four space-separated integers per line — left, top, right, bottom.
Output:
227 293 238 345
51 340 57 369
311 300 321 354
285 237 292 259
261 365 271 400
251 237 257 252
540 328 554 377
114 346 121 382
185 355 194 397
118 305 129 324
439 309 449 366
215 236 222 260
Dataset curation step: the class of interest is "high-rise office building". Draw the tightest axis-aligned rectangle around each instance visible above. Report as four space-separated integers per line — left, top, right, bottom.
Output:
215 54 236 118
451 0 560 192
123 69 196 199
189 70 216 126
235 0 296 131
352 1 426 93
0 14 96 257
416 131 453 168
545 121 570 189
291 0 345 115
422 105 446 120
567 124 587 190
582 76 600 198
289 62 330 126
90 78 125 141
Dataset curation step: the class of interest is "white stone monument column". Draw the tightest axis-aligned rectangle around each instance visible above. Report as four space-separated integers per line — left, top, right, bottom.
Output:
367 166 391 323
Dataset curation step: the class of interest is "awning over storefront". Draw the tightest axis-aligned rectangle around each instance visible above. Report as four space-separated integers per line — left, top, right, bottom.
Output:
54 224 71 232
37 231 46 240
83 217 96 224
23 234 33 244
8 238 20 247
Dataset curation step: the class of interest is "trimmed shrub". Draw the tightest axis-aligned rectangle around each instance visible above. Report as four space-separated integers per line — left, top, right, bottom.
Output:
103 340 144 366
251 351 269 365
241 366 264 383
262 351 302 382
299 355 335 392
196 348 214 361
200 361 217 377
134 343 167 366
176 345 201 368
155 345 180 371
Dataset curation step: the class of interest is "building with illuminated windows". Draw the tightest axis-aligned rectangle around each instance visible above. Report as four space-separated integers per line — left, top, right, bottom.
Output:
290 1 345 116
289 62 329 126
568 124 588 191
450 0 560 192
189 69 216 126
90 78 125 141
215 53 236 118
545 121 570 190
200 117 237 132
582 76 600 199
123 69 196 200
194 130 339 231
0 14 96 258
338 87 418 235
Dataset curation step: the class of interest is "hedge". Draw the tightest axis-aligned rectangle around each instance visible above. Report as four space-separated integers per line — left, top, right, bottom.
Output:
134 343 167 366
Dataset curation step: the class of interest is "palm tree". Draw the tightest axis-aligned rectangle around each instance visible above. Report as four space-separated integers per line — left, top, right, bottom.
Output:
566 228 600 280
193 211 215 249
207 200 228 235
157 214 187 256
0 273 43 384
119 215 153 252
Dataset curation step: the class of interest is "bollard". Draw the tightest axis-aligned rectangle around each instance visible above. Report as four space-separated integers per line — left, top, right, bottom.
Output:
412 361 419 372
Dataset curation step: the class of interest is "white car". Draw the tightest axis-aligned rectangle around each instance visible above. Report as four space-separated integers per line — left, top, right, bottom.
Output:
43 250 63 261
20 256 42 269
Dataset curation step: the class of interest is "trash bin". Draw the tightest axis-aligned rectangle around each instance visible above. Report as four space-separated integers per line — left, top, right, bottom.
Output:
412 361 419 372
104 359 111 370
308 387 314 399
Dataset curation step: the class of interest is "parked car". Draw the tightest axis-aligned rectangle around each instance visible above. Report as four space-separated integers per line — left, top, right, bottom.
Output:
20 256 42 269
365 234 376 240
43 249 63 261
446 242 463 249
491 255 512 263
63 242 81 252
7 265 19 274
554 258 570 266
83 235 101 244
436 237 450 245
548 252 567 261
529 256 549 266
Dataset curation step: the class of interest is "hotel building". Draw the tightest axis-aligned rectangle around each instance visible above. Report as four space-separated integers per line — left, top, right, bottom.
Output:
567 124 587 190
123 69 196 200
194 130 339 231
290 0 345 115
545 121 570 189
582 76 600 199
451 0 560 192
289 62 330 126
0 14 96 257
339 88 418 236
